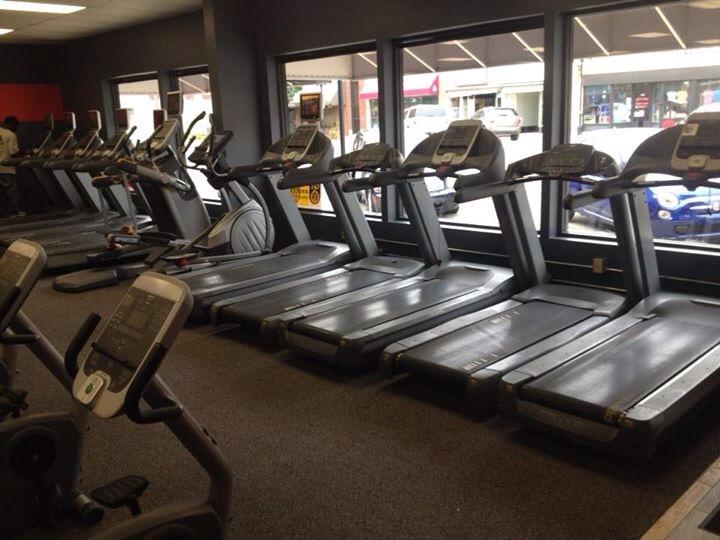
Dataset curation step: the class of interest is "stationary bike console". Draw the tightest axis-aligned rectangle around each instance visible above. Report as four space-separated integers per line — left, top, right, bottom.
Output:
0 240 47 331
72 273 192 419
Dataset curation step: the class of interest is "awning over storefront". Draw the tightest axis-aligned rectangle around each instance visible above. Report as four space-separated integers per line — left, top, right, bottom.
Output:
359 74 439 100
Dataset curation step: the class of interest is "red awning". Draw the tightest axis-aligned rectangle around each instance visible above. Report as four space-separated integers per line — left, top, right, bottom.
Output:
359 75 439 100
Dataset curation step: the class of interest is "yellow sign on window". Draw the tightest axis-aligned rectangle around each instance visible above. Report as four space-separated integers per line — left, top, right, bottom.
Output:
290 185 322 208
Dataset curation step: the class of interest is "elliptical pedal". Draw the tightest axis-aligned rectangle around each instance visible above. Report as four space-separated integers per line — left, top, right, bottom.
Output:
91 474 149 516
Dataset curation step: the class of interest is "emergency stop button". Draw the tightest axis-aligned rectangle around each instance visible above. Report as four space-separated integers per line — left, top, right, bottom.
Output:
688 154 709 169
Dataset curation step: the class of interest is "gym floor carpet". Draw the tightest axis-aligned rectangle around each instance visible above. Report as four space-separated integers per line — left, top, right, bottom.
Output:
13 277 720 539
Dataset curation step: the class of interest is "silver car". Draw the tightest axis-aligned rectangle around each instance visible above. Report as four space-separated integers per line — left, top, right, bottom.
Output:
474 107 522 140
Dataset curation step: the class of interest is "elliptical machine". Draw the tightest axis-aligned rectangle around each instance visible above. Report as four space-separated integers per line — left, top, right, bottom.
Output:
53 111 274 293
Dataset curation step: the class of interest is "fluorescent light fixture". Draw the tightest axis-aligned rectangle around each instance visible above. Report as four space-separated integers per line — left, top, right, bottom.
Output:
438 57 472 62
404 48 435 73
696 38 720 44
629 31 670 38
179 77 208 95
357 52 377 68
689 0 720 9
654 6 686 49
575 17 610 56
0 28 14 35
512 32 543 62
453 39 486 68
0 0 85 13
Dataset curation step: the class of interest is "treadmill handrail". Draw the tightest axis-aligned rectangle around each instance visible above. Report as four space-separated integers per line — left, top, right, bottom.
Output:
116 159 193 192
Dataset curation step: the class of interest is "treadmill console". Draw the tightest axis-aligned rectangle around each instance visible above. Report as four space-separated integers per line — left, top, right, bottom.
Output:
44 114 55 131
73 273 192 419
282 124 318 162
672 112 720 174
0 240 46 331
353 143 392 168
547 144 594 176
432 120 481 166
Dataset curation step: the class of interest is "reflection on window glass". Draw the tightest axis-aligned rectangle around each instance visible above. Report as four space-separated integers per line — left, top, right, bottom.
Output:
567 1 720 246
285 52 379 214
402 30 545 228
117 79 161 143
178 73 216 200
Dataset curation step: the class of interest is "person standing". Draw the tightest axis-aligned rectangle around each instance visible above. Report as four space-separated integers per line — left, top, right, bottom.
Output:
0 116 24 218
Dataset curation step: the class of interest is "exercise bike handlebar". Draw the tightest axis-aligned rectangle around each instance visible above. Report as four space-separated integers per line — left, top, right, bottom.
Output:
65 312 102 379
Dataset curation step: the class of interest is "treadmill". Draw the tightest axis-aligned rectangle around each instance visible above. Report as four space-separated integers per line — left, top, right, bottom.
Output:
176 123 363 320
0 108 155 243
499 110 720 461
379 145 641 410
281 120 521 370
208 142 426 336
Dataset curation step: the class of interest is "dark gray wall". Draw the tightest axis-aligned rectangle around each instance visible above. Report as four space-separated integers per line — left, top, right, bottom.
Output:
55 10 206 134
0 44 60 83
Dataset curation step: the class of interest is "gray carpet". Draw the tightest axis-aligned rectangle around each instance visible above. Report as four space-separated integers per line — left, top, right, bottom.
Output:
9 276 720 539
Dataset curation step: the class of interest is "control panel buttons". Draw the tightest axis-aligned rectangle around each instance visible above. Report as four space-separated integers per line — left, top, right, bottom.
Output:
76 373 105 404
688 154 709 169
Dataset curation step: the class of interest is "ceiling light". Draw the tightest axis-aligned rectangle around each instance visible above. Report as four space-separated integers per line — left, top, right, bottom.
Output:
404 48 435 73
357 52 377 68
0 1 85 13
0 28 13 35
525 46 545 52
438 57 472 62
689 0 720 9
575 17 610 55
452 39 486 68
654 6 686 49
629 32 670 38
696 38 720 44
512 32 543 62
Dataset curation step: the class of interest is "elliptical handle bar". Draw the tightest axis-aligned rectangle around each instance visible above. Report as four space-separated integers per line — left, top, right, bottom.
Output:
181 111 206 149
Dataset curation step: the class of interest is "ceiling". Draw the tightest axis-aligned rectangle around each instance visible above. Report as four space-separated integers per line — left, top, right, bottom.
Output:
0 0 201 43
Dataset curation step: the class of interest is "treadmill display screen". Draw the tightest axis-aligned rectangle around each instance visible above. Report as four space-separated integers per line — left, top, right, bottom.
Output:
547 144 594 175
286 125 317 151
88 110 101 130
116 108 129 129
167 91 182 116
300 93 322 121
44 114 55 130
84 289 174 391
436 124 479 154
153 110 168 129
354 143 388 167
64 111 77 131
676 120 720 159
0 251 29 326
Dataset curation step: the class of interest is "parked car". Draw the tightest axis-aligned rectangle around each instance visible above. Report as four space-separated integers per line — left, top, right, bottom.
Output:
404 104 451 132
569 126 720 242
473 107 522 140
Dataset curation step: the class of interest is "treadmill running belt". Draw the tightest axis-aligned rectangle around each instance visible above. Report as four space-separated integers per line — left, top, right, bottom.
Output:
292 276 489 342
182 244 338 295
401 302 590 378
520 317 720 423
219 269 392 322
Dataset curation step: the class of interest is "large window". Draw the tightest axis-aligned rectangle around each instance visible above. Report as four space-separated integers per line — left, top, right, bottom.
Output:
177 72 216 200
401 29 545 228
116 78 161 143
284 51 379 214
567 1 720 246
